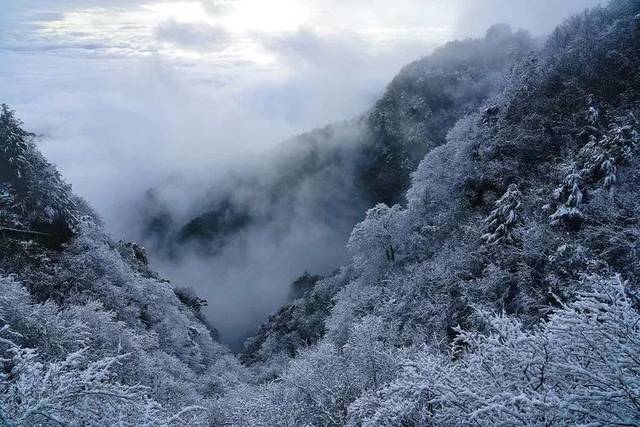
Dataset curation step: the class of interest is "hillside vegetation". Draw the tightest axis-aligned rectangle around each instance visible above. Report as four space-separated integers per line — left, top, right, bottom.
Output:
142 24 534 256
225 2 640 424
1 1 640 425
0 106 245 424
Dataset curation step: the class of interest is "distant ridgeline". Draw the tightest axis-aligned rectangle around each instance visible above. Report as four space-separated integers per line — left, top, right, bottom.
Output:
140 24 536 257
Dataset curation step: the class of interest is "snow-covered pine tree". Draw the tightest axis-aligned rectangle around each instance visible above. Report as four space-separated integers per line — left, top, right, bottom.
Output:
550 165 584 228
0 104 84 240
578 122 638 192
481 183 522 245
550 99 638 228
586 95 599 126
0 104 33 183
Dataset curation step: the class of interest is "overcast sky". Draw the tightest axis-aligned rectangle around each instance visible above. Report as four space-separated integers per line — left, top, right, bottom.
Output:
0 0 606 237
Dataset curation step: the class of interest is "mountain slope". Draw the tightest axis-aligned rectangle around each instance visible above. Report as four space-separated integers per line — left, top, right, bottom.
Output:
140 26 537 348
2 1 639 425
219 2 640 425
143 25 535 254
0 106 246 425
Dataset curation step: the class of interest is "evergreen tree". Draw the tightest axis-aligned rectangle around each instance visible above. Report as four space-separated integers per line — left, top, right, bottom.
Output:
482 183 522 245
578 123 638 191
550 166 584 228
0 104 34 183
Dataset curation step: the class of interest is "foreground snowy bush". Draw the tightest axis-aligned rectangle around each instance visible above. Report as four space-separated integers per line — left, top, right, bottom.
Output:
349 275 640 426
0 277 209 426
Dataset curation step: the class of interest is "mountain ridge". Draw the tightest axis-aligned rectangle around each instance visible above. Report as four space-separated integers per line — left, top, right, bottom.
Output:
1 1 640 424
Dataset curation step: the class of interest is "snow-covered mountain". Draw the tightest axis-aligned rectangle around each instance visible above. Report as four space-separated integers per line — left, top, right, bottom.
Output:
1 1 639 425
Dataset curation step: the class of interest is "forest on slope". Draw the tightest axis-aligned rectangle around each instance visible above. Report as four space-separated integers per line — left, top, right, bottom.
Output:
225 4 640 424
1 1 640 425
143 21 535 252
139 23 536 347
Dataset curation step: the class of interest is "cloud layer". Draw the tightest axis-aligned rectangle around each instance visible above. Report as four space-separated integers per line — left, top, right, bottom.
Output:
155 20 231 50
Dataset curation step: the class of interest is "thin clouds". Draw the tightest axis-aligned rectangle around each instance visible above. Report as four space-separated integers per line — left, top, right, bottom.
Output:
155 19 231 51
451 0 607 38
201 0 235 15
262 27 373 68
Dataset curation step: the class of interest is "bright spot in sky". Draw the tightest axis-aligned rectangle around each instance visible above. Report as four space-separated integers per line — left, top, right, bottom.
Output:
28 0 452 65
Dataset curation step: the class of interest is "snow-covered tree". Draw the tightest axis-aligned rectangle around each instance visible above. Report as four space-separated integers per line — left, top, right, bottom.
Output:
481 183 522 245
0 183 22 228
578 122 638 191
348 275 640 426
348 204 402 278
0 104 84 238
0 104 33 182
586 95 600 126
344 315 396 391
1 346 167 426
550 116 638 228
550 166 584 227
